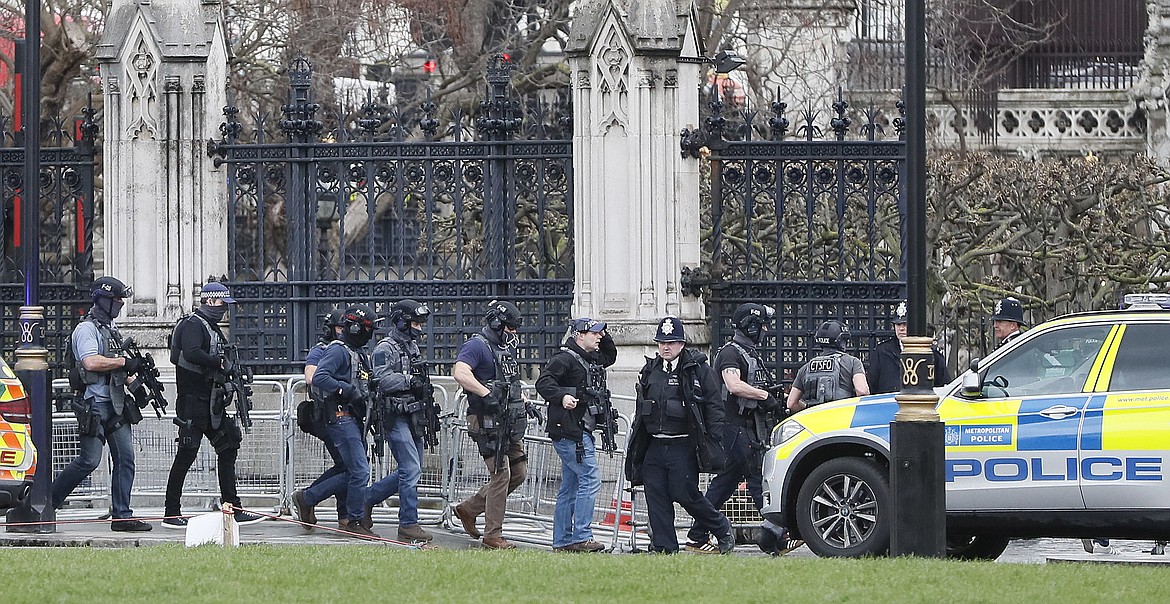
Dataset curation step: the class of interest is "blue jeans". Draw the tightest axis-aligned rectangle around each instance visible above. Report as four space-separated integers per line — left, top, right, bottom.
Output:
551 433 602 548
303 415 368 522
52 398 136 518
367 416 424 526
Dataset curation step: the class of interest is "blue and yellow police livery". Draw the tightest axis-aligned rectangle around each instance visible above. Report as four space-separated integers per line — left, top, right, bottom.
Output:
761 294 1170 559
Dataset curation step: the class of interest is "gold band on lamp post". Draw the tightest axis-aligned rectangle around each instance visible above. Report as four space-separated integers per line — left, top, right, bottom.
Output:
894 335 940 422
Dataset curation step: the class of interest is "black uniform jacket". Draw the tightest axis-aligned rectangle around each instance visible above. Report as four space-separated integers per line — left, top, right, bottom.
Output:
536 334 617 442
624 347 724 486
865 338 951 395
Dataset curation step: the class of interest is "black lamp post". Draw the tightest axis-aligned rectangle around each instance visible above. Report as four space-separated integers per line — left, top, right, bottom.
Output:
890 0 944 557
6 0 54 534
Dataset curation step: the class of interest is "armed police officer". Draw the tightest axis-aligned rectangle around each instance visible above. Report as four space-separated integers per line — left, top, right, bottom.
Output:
293 305 379 538
366 299 436 543
450 300 528 550
866 300 950 395
297 308 349 529
625 317 734 554
686 303 790 554
52 277 152 531
163 282 264 528
787 320 869 413
536 317 617 553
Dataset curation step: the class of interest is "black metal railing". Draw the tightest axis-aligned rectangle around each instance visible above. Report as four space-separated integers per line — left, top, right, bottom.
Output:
689 88 909 378
0 104 97 378
209 56 574 373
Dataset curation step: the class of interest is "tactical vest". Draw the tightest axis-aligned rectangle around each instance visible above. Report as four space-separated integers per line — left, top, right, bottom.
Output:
310 341 370 407
560 346 602 431
172 314 223 374
801 351 848 406
640 366 690 436
472 333 522 403
721 341 773 414
74 317 129 410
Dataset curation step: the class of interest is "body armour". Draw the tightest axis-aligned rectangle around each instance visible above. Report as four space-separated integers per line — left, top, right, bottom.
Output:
639 368 690 436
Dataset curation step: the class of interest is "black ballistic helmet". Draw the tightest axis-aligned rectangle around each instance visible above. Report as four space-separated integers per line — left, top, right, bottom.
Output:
320 308 344 341
391 299 431 325
814 320 849 351
732 303 775 343
484 300 522 331
342 304 378 334
91 276 133 300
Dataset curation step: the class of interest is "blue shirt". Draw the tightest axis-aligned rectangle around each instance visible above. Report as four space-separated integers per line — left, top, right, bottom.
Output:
312 343 355 398
456 336 496 384
305 342 328 366
73 320 112 402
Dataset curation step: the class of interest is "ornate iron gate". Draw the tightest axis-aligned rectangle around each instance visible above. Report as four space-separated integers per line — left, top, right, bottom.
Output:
0 109 98 378
684 92 907 379
209 57 573 375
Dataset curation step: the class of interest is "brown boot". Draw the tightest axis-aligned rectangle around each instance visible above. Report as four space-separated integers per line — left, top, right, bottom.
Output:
292 489 316 531
482 536 516 550
452 503 481 539
398 524 434 542
347 523 378 539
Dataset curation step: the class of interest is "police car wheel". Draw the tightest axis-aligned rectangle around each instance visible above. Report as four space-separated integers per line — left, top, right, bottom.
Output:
795 457 890 558
945 534 1010 561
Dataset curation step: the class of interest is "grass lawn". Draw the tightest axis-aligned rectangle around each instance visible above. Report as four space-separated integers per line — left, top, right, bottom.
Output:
1 545 1159 603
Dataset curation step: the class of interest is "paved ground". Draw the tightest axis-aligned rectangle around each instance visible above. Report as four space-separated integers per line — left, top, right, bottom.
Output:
3 508 1167 565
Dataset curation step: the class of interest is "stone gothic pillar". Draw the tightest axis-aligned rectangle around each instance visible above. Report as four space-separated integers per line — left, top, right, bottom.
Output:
95 0 230 330
1135 0 1170 162
567 0 706 389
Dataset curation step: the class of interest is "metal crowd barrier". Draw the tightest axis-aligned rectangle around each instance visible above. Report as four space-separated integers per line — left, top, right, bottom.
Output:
50 374 757 549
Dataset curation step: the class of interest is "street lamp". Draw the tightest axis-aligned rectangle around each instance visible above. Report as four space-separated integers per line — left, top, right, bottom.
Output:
890 0 944 557
315 191 339 277
6 0 53 534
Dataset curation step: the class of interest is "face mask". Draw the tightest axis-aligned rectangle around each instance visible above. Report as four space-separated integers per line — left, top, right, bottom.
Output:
201 304 229 321
346 329 373 348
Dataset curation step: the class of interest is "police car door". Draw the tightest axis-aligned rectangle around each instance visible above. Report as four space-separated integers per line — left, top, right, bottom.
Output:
940 323 1112 511
1079 320 1170 509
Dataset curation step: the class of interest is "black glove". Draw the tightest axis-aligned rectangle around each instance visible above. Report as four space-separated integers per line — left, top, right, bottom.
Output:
409 376 430 398
132 383 150 409
122 357 143 375
761 394 782 413
347 385 368 406
480 392 501 413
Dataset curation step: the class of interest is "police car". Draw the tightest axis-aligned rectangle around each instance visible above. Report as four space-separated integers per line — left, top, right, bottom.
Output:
0 356 35 511
761 294 1170 559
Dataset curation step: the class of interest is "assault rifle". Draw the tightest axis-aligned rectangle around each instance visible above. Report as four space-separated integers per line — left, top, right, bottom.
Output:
215 344 254 432
368 387 388 458
410 360 441 450
122 337 169 419
584 363 618 457
487 379 520 472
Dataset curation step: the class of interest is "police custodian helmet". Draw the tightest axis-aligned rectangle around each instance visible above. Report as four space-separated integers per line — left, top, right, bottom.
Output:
990 297 1027 326
654 316 686 343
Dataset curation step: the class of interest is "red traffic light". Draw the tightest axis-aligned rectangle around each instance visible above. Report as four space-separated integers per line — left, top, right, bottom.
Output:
423 59 437 74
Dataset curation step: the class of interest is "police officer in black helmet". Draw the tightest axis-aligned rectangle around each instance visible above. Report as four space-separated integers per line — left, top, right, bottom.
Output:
163 282 264 528
293 304 379 538
990 296 1027 348
450 300 528 550
686 303 787 553
295 308 349 529
866 300 950 395
52 276 153 531
787 320 870 413
625 316 734 554
366 299 435 543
